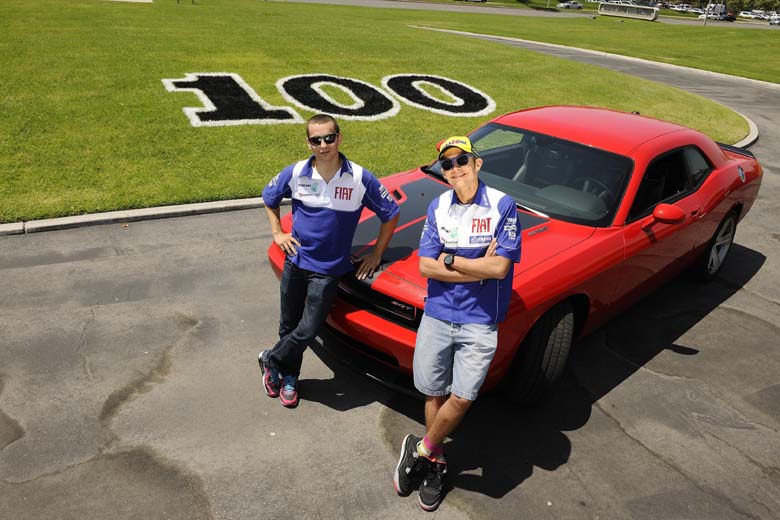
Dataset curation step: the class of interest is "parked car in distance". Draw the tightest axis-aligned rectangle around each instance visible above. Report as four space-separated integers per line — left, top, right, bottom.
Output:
557 1 583 8
771 16 780 25
698 12 732 19
267 106 763 403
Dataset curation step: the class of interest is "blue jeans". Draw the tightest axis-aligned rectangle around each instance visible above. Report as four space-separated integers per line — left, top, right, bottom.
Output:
266 258 340 376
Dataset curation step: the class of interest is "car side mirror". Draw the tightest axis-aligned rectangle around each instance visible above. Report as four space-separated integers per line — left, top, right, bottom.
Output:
642 203 686 228
653 203 686 223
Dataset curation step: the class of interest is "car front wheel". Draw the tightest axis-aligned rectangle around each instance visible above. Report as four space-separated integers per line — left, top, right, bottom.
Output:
502 300 574 404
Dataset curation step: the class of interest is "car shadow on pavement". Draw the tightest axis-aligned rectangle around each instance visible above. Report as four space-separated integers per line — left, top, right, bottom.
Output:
304 243 765 499
569 243 766 403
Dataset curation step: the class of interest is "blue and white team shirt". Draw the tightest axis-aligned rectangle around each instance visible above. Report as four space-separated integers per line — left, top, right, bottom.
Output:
418 180 521 325
262 153 400 276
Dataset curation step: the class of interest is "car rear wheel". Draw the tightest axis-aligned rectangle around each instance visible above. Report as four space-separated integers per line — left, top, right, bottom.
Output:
695 212 737 281
502 301 574 404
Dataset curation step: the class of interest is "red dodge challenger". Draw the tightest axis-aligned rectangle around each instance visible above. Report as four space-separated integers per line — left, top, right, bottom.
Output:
267 106 763 402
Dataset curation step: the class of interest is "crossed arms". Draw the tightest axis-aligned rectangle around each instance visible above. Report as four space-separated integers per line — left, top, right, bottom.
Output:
418 239 512 283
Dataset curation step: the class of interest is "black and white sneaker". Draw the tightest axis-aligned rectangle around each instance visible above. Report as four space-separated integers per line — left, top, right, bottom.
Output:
418 458 447 512
393 434 424 495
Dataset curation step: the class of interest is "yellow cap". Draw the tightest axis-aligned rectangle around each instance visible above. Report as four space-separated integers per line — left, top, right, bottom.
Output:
437 136 478 159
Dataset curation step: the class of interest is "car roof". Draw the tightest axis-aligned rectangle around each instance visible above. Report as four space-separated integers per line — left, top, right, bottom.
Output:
491 106 690 156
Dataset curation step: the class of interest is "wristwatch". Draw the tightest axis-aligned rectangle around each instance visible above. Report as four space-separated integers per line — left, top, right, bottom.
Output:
443 254 455 270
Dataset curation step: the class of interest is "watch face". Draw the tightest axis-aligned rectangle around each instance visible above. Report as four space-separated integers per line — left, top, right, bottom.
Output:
445 254 454 266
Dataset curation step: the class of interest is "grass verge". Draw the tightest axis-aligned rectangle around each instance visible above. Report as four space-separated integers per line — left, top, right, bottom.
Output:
0 0 758 222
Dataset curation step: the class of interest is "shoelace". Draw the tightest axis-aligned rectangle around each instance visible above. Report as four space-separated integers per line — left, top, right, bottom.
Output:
282 375 297 392
265 364 280 386
423 462 446 489
406 451 425 475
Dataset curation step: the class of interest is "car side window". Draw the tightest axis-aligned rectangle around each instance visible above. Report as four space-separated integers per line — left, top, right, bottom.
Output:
683 147 713 188
628 149 691 221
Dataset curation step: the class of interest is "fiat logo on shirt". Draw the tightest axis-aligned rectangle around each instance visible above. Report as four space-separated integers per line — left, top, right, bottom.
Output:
334 187 354 200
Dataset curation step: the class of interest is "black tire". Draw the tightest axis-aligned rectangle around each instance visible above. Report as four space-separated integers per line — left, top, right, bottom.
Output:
694 212 737 281
502 301 575 405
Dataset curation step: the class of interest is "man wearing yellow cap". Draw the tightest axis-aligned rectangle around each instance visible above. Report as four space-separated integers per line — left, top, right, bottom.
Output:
393 136 521 511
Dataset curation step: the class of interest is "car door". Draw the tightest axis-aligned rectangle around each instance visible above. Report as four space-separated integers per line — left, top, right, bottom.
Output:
610 147 708 306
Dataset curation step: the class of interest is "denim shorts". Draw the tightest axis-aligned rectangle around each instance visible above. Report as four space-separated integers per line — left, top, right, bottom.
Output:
413 313 498 401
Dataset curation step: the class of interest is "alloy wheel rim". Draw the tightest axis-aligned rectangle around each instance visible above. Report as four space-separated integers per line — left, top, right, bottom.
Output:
707 218 735 274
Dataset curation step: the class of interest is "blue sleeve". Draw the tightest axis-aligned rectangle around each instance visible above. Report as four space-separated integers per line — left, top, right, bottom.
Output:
418 199 443 259
262 166 293 209
494 196 521 263
361 172 400 223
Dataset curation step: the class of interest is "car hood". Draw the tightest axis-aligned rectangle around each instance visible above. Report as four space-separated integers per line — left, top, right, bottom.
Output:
348 173 595 302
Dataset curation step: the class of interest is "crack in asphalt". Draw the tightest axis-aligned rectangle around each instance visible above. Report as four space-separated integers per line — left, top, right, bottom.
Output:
702 430 780 518
96 313 201 430
725 290 780 317
708 430 780 487
76 308 96 380
0 446 215 520
597 330 780 437
593 401 763 520
2 312 215 519
0 453 101 486
97 339 175 452
75 308 95 355
561 463 600 510
596 329 700 382
562 353 768 518
714 304 780 343
106 228 125 257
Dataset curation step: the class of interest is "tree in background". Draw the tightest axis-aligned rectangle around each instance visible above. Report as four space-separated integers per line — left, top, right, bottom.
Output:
724 0 779 11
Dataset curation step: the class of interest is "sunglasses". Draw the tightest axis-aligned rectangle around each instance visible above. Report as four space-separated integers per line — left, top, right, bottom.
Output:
440 153 475 171
307 133 339 146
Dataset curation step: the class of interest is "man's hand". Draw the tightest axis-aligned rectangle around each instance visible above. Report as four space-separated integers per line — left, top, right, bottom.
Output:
354 250 383 280
485 238 497 257
273 232 300 256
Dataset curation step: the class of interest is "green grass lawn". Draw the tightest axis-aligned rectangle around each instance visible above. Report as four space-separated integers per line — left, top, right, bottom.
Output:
0 0 767 223
423 4 780 83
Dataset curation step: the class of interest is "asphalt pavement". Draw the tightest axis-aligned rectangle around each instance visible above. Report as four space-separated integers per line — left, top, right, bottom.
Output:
2 4 780 519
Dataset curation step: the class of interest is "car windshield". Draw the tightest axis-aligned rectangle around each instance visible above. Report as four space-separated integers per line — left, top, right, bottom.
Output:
424 122 633 227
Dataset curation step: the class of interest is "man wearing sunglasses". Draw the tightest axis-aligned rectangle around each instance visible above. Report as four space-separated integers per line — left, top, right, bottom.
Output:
259 114 400 408
393 136 521 511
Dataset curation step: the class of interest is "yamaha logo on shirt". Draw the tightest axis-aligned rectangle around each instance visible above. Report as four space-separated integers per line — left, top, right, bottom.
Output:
379 184 394 202
469 235 493 244
504 217 518 240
